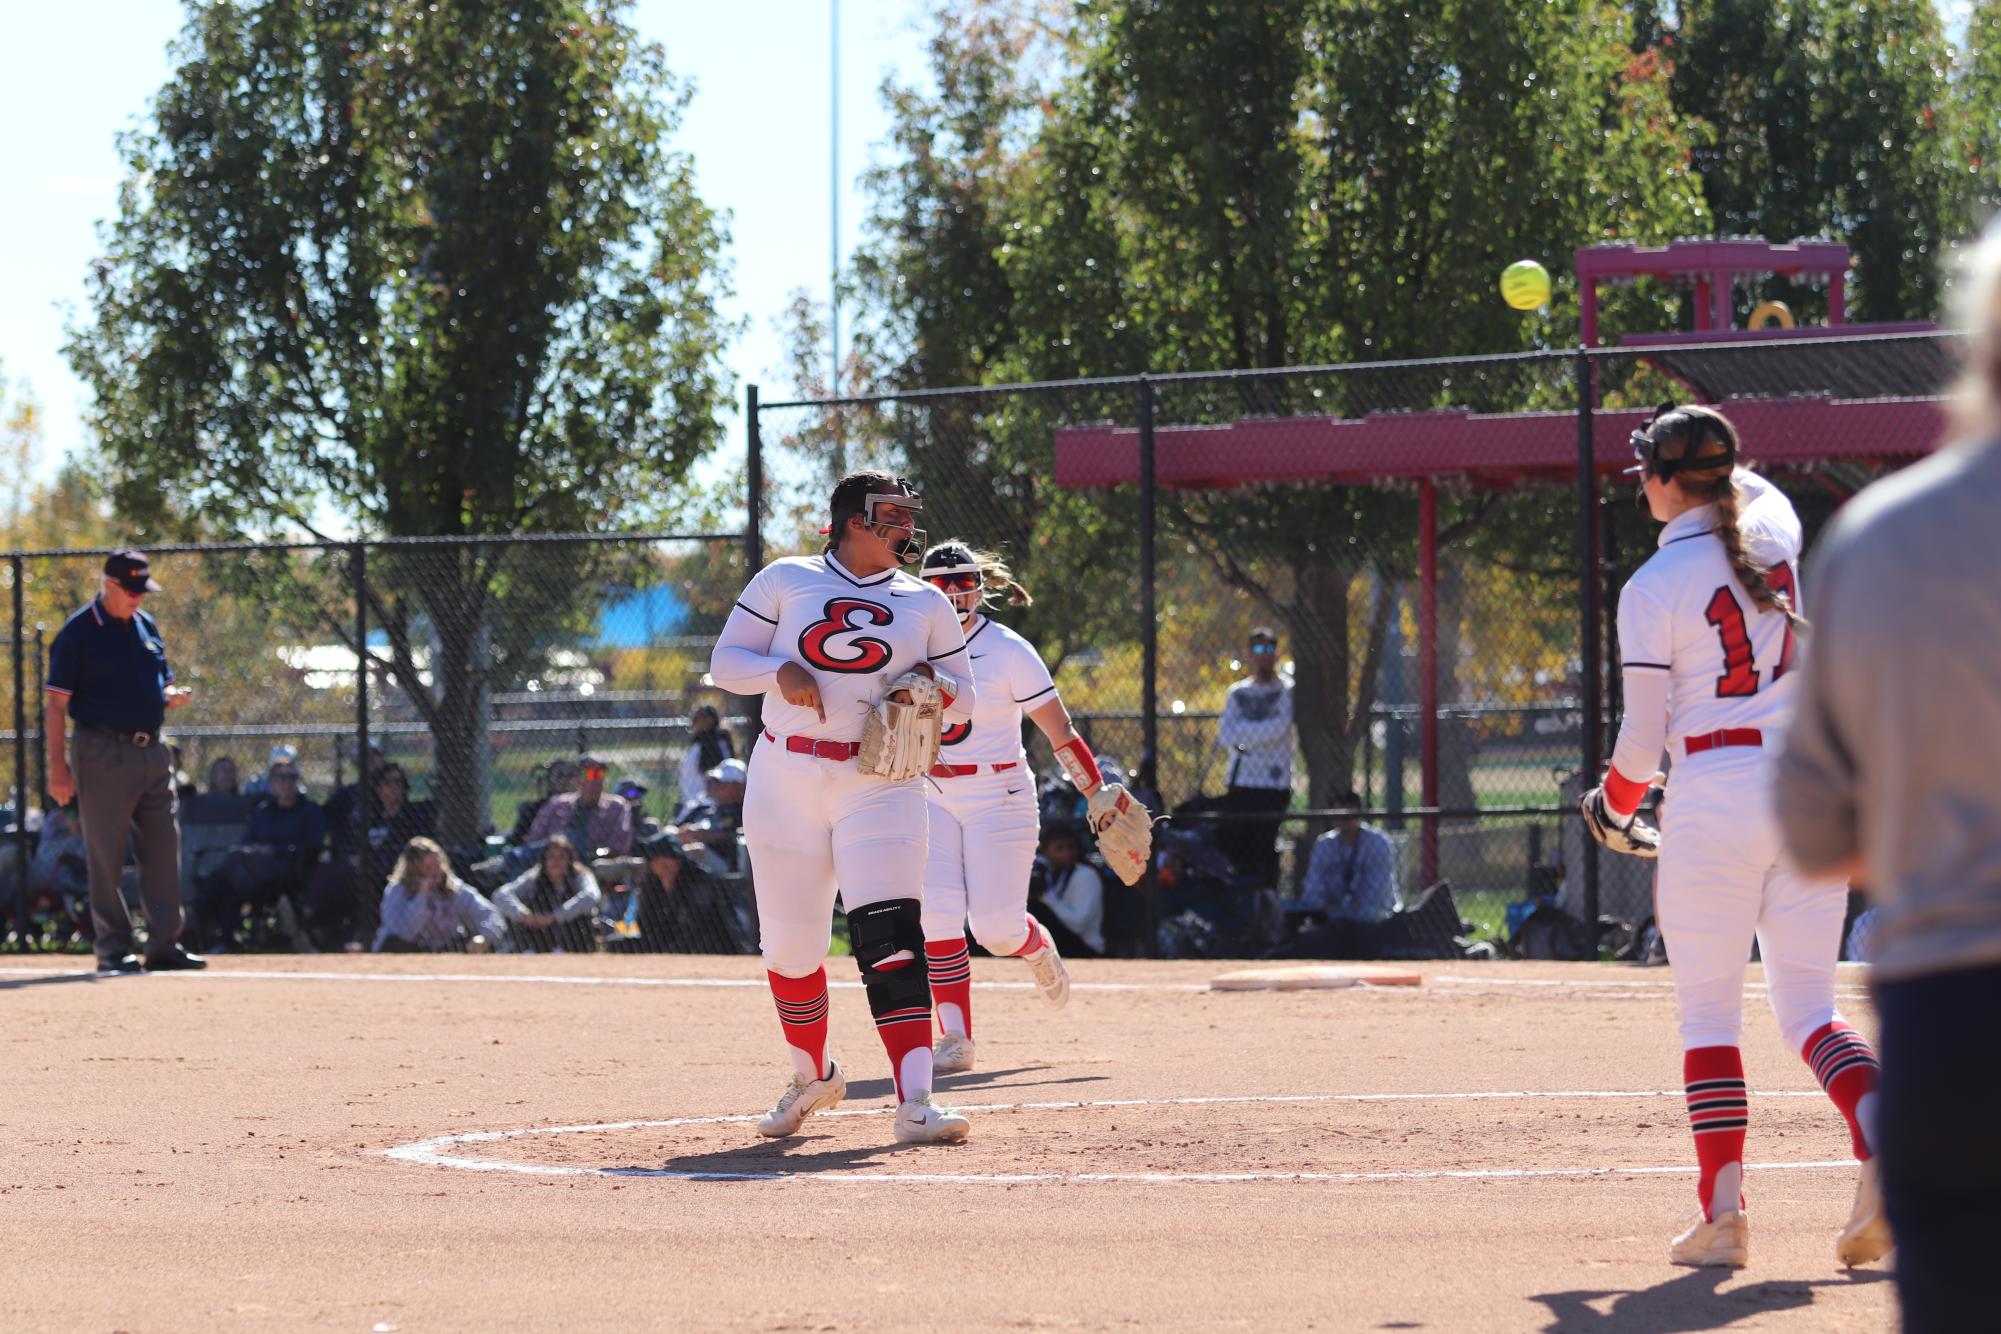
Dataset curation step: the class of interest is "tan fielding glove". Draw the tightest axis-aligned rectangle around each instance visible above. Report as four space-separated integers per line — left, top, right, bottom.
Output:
858 670 944 781
1088 783 1154 885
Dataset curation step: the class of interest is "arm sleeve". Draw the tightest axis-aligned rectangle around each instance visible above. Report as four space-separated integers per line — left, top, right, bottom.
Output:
1362 833 1398 917
300 803 327 854
1775 551 1863 873
558 867 603 921
710 588 791 697
460 887 507 941
1298 836 1334 912
677 747 706 806
492 871 533 921
927 604 976 723
373 887 408 950
1012 641 1057 706
45 624 77 697
1605 580 1676 815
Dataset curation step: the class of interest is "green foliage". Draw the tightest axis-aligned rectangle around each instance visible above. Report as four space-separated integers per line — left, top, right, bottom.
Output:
1963 2 2001 216
67 0 735 844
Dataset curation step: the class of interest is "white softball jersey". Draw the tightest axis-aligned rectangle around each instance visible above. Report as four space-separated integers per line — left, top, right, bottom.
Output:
710 553 975 742
935 614 1057 767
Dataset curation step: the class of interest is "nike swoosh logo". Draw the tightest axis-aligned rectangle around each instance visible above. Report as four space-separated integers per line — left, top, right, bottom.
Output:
887 590 925 598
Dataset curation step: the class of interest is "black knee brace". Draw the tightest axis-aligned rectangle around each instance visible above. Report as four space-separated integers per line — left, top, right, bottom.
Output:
849 898 931 1018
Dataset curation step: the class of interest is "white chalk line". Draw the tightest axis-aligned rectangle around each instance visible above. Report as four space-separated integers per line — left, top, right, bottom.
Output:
382 1089 1845 1185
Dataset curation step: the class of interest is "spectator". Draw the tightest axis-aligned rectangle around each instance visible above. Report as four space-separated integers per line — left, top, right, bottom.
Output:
627 831 748 953
1030 823 1104 958
673 756 745 871
243 744 301 797
510 758 580 845
677 703 735 811
493 834 601 953
526 754 632 857
205 755 240 797
194 758 325 949
169 743 197 802
305 761 435 950
373 836 504 953
1284 790 1399 958
1212 627 1295 887
321 743 386 840
615 776 658 844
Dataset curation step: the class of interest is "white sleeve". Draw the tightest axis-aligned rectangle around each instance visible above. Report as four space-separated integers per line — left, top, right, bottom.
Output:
492 870 535 921
710 566 790 695
927 602 975 723
1607 578 1674 810
1046 864 1103 943
1011 638 1057 707
677 746 706 806
558 867 602 921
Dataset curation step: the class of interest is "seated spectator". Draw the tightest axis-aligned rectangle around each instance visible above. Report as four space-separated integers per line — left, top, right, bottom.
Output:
206 755 241 797
1282 791 1399 958
17 805 90 936
510 758 580 845
305 761 436 950
493 834 602 953
621 832 750 953
244 744 302 797
677 703 735 811
322 743 386 838
374 837 504 953
195 758 325 949
1030 823 1105 958
672 757 745 871
525 755 632 857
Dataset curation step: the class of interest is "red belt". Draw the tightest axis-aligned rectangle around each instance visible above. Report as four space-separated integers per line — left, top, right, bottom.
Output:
764 729 861 761
929 761 1020 779
1684 727 1763 756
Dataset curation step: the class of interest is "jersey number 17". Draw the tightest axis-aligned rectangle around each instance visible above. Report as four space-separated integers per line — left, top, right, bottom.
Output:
1703 562 1797 698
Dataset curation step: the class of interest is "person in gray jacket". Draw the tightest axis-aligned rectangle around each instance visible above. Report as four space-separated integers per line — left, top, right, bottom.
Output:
373 837 504 953
1775 223 2001 1332
493 834 602 952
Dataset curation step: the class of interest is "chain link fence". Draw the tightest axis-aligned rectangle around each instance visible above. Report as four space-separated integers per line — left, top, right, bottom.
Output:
2 331 1963 961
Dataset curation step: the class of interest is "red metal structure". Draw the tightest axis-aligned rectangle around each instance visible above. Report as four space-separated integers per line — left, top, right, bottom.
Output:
1053 240 1951 884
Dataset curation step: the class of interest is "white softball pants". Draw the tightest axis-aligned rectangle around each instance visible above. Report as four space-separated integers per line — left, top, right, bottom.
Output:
921 768 1040 955
1655 749 1850 1052
741 741 928 978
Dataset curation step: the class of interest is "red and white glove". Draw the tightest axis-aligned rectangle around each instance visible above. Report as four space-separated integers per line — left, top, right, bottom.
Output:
1055 737 1153 886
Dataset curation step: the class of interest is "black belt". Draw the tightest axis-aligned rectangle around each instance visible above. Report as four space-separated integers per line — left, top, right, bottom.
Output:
82 723 160 748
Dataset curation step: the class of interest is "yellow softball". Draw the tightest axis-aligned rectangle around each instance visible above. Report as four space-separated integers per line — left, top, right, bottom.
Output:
1500 259 1551 311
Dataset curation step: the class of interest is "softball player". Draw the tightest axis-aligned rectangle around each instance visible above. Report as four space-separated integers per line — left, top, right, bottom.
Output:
709 472 977 1144
1581 404 1886 1269
915 543 1152 1073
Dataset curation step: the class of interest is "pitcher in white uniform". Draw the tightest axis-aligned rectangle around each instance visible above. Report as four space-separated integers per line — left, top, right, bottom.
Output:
1580 404 1887 1269
916 542 1143 1074
709 472 978 1144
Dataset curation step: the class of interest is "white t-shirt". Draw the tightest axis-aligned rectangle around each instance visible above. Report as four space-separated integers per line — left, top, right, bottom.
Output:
710 553 974 742
936 614 1057 766
1610 470 1804 782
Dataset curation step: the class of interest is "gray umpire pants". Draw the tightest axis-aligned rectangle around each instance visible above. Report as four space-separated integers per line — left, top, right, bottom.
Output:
72 727 184 963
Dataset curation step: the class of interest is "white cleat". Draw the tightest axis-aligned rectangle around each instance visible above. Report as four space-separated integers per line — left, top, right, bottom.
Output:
1837 1159 1894 1268
1669 1210 1750 1268
892 1093 970 1144
933 1031 976 1074
1024 931 1070 1009
755 1061 846 1139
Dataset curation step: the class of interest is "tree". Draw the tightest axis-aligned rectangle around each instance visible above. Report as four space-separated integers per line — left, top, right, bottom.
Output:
1667 0 1964 321
1962 2 2001 218
68 0 734 844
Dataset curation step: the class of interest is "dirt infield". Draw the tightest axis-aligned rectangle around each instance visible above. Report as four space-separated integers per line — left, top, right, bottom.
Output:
0 956 1893 1332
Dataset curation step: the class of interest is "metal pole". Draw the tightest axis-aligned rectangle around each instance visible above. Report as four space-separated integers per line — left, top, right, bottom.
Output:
1418 480 1440 887
829 0 845 480
1575 347 1602 937
745 385 765 740
32 625 45 808
354 543 372 836
1137 375 1160 957
11 555 28 940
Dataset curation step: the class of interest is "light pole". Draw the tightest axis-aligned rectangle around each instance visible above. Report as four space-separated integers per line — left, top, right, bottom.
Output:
829 0 846 481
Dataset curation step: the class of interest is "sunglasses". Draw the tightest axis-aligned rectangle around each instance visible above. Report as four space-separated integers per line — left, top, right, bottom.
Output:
272 770 300 782
926 572 981 593
1249 642 1278 655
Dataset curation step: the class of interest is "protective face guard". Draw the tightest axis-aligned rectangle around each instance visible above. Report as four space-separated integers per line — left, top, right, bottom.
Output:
922 548 985 617
863 489 926 564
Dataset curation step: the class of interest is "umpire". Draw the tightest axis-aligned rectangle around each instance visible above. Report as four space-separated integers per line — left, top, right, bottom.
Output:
43 550 205 973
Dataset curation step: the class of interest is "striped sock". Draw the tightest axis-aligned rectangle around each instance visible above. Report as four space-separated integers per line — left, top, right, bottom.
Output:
869 958 934 1102
1684 1045 1748 1220
767 968 831 1083
926 938 974 1038
1010 914 1048 958
1802 1020 1880 1160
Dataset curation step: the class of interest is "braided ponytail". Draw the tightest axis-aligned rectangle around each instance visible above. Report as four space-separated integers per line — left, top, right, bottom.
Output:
975 550 1033 608
1649 406 1808 635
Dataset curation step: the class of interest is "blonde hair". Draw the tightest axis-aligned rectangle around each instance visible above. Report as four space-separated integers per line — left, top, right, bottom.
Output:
1649 407 1808 636
389 836 455 893
973 548 1032 608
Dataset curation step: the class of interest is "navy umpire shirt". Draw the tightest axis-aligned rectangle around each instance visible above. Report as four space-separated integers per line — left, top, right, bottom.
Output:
47 597 175 736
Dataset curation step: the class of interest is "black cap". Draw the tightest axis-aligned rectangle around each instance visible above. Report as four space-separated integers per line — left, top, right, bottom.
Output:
641 831 687 863
104 550 162 595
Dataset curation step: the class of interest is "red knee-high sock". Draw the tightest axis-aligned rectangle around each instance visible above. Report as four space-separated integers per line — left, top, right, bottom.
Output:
870 957 933 1101
1802 1020 1880 1160
1009 914 1047 958
1685 1046 1748 1220
768 969 831 1082
926 938 974 1038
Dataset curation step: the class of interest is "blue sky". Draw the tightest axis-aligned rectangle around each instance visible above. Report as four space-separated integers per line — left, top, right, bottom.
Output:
0 0 933 481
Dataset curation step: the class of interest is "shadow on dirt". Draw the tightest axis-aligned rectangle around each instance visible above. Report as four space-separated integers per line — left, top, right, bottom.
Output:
1531 1265 1891 1332
614 1132 988 1181
0 969 110 991
841 1066 1109 1102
